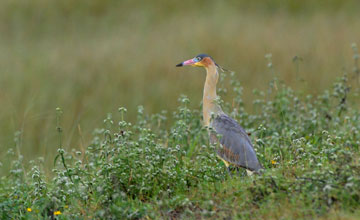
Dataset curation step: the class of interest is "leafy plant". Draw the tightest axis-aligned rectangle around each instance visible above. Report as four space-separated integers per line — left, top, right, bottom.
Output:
1 68 359 219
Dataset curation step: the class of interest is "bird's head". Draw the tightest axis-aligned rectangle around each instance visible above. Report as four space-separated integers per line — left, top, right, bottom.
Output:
176 54 216 68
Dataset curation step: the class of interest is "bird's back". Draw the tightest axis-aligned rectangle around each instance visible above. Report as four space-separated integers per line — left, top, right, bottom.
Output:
210 113 262 172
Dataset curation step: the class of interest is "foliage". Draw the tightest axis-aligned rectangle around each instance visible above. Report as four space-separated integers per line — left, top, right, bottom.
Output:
1 71 359 219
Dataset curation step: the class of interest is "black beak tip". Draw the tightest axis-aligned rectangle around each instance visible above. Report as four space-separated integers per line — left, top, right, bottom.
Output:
176 63 183 67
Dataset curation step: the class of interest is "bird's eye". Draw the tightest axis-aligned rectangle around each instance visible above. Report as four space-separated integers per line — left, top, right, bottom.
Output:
194 57 201 62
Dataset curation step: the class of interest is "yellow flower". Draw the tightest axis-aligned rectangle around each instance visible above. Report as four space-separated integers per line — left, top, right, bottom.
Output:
54 211 61 215
64 205 69 209
27 208 32 212
271 160 276 165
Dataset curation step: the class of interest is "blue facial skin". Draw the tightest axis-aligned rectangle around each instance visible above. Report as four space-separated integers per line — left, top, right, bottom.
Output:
193 57 201 62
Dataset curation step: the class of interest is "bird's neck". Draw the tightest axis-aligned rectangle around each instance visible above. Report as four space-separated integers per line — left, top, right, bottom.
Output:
203 64 222 126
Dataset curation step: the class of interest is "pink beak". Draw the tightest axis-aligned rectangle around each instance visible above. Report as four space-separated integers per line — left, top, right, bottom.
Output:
176 58 196 67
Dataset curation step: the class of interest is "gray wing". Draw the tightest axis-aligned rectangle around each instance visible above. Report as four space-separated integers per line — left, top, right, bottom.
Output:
211 113 262 172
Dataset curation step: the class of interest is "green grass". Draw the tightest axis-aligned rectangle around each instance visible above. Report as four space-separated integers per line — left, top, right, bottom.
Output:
1 70 359 218
1 1 360 219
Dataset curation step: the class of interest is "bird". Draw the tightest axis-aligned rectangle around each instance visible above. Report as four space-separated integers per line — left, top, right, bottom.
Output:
176 54 263 174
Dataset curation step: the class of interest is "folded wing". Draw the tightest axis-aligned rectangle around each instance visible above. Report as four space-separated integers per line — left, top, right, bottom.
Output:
211 113 262 172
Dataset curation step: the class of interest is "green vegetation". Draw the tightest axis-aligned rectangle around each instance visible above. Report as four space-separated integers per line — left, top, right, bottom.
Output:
1 69 360 218
1 1 360 219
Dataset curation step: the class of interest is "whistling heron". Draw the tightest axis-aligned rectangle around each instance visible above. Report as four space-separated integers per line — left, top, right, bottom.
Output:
176 54 262 173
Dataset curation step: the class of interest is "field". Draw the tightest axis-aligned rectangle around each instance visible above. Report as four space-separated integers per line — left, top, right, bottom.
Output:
1 1 360 219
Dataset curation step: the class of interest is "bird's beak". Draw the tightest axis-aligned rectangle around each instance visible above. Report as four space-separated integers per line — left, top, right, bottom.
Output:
176 58 197 67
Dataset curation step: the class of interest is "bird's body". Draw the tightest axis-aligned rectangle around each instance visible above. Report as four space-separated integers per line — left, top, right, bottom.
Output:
211 114 262 171
177 54 262 173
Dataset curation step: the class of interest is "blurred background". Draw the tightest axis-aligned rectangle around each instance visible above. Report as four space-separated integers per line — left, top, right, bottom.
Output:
0 0 360 173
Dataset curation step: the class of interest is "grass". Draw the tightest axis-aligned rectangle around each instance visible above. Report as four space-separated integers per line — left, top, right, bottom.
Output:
1 69 360 218
1 1 360 219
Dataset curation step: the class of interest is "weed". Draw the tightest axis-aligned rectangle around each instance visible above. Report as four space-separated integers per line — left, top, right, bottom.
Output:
1 64 359 219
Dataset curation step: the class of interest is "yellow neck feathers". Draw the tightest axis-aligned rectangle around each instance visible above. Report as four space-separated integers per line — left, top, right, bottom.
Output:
203 63 222 126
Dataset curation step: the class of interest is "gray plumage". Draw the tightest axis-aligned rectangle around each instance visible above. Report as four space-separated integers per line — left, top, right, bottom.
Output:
211 113 262 172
